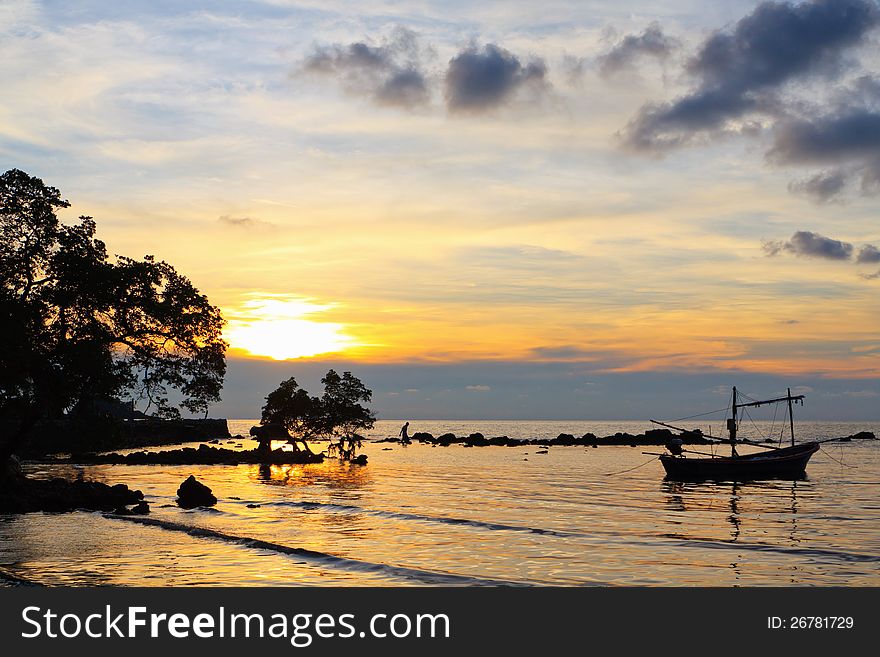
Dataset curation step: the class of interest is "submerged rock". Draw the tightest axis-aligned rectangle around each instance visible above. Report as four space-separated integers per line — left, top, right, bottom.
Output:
176 475 217 509
351 454 368 465
131 501 150 515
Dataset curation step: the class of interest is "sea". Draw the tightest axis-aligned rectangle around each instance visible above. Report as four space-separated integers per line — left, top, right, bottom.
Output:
1 419 878 586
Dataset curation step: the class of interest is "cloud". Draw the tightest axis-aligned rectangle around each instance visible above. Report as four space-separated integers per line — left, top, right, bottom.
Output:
597 23 678 78
530 346 599 360
218 215 273 229
620 0 880 152
857 244 880 263
444 43 548 114
299 27 430 109
787 169 849 203
465 384 491 391
763 230 854 260
768 104 880 198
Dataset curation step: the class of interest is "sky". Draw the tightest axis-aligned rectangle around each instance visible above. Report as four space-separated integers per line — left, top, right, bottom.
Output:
1 0 879 420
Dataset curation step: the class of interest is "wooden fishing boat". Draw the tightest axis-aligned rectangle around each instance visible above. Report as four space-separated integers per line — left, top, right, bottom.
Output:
656 387 819 481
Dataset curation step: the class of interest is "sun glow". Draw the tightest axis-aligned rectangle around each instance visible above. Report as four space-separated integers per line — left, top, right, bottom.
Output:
223 296 359 360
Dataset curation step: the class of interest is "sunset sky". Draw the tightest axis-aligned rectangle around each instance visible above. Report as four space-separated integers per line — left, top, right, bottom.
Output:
2 0 879 419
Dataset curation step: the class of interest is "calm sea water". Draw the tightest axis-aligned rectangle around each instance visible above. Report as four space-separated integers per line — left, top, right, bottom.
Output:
1 419 878 586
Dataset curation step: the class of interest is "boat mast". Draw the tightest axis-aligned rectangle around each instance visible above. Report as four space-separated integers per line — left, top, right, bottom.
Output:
728 386 738 457
731 389 804 449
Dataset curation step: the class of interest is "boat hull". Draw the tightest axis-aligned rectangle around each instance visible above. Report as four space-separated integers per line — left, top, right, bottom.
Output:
659 442 819 481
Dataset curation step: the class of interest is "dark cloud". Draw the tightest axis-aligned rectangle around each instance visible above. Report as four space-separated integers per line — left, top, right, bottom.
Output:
621 0 880 152
857 244 880 263
444 43 548 114
787 169 849 203
769 111 880 164
300 27 430 108
763 230 854 260
216 356 880 420
769 107 880 197
530 346 603 361
597 23 678 77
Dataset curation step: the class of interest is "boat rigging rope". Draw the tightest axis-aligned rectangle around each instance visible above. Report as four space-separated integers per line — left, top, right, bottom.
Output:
671 406 730 422
603 456 660 476
742 406 767 442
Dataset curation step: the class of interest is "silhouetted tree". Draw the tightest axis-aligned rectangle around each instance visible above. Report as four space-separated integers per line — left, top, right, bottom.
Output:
0 169 227 468
259 370 375 460
259 377 321 454
320 369 375 460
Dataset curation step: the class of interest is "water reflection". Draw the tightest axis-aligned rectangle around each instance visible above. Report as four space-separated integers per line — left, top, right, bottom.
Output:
661 479 803 546
5 440 877 587
252 461 373 493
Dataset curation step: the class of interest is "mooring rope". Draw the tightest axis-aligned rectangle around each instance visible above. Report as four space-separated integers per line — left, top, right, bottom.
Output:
603 456 660 476
819 446 857 469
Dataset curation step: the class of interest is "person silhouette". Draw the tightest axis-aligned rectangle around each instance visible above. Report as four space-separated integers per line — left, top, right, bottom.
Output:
399 421 411 444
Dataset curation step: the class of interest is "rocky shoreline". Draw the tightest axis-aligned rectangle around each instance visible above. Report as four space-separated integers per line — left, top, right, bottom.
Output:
66 444 326 466
377 428 877 448
0 475 145 514
20 417 232 458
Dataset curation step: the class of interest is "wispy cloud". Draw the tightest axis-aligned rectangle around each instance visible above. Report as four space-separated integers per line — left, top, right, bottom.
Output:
597 23 678 78
218 215 275 229
298 27 432 109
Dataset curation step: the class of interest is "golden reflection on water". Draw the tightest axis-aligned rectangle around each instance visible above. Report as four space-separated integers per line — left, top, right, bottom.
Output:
253 461 374 491
4 439 880 586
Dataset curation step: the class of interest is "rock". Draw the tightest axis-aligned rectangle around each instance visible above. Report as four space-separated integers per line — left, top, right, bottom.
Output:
208 439 220 444
382 448 393 451
246 503 261 509
131 501 150 515
112 505 135 515
176 475 217 508
351 454 368 465
536 450 548 454
842 431 876 441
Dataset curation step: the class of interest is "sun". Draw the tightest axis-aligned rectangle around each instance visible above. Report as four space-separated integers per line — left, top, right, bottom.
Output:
223 296 359 360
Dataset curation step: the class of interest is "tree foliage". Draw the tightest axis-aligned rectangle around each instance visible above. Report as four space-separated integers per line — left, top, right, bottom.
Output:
0 169 227 457
260 370 375 460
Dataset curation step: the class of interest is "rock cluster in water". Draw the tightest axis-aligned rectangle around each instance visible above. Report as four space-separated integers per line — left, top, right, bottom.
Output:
71 444 325 466
0 474 145 514
376 429 876 447
376 428 714 447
